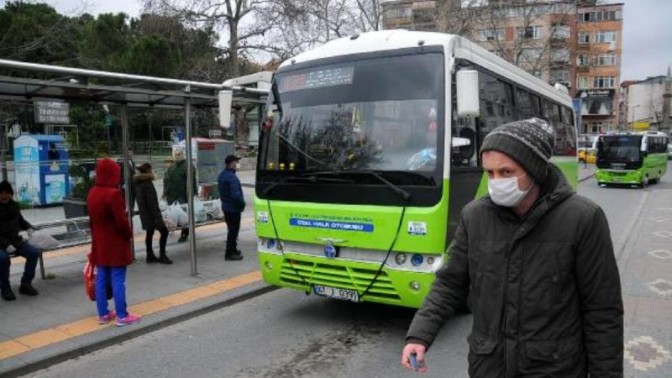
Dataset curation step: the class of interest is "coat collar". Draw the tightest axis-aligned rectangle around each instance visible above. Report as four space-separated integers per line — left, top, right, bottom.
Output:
133 173 155 183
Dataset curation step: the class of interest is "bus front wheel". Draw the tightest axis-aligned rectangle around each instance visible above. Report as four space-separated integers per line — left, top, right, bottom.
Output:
639 176 649 188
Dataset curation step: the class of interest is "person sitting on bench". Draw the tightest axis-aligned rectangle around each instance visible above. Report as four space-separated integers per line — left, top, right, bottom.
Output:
0 180 40 301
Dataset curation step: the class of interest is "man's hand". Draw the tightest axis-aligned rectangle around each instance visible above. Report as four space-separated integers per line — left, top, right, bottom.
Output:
6 245 16 253
401 343 428 373
27 228 35 238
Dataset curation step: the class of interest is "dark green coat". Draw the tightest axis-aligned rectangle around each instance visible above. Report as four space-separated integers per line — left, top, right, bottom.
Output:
134 173 165 230
163 159 197 204
406 165 623 377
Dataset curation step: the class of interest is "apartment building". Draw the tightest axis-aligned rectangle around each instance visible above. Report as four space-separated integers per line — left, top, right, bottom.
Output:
621 72 672 134
575 3 623 133
381 1 624 133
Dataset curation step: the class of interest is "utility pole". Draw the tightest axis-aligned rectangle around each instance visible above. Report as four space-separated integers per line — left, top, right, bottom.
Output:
0 123 7 181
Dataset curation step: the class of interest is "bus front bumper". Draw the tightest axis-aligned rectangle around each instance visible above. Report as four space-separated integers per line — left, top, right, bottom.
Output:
258 251 438 308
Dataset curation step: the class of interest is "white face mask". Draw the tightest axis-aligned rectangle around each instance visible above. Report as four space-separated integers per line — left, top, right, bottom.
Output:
488 175 532 207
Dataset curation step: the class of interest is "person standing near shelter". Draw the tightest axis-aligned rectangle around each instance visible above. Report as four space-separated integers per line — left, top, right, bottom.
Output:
120 149 137 212
0 181 40 301
88 158 141 326
401 118 623 377
163 149 196 243
218 155 245 261
134 162 172 264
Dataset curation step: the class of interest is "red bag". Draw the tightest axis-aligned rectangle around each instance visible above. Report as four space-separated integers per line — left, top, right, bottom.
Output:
84 255 113 301
84 260 96 301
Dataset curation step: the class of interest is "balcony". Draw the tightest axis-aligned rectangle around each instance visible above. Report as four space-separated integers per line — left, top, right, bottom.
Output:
576 65 591 72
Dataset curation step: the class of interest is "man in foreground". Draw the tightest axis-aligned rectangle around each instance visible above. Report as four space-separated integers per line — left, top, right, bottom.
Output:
401 118 623 377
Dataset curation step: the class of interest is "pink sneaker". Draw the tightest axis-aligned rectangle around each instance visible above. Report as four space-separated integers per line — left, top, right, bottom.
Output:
115 313 142 327
98 310 116 325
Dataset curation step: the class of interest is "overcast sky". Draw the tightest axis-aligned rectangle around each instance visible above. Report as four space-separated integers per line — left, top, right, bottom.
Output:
35 0 672 81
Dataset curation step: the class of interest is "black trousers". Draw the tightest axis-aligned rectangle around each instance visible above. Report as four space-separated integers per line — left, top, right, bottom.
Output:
224 211 241 254
146 227 169 254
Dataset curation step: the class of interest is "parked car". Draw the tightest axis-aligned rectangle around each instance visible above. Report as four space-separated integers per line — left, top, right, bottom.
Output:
579 148 597 164
668 143 672 160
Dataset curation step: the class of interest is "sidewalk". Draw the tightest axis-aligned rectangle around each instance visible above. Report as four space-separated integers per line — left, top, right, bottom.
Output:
0 166 596 377
0 170 264 378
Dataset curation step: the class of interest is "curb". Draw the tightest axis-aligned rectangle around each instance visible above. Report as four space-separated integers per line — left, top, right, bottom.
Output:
578 172 595 183
0 282 277 378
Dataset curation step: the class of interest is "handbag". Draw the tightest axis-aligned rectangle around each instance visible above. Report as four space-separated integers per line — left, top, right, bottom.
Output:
84 255 113 301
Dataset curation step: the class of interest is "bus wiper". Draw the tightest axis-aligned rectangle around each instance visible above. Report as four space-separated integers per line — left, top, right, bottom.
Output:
312 169 411 201
262 173 352 196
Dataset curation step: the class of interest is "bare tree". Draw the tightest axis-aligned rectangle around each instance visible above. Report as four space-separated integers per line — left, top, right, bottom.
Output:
456 0 575 85
143 0 274 77
254 0 384 61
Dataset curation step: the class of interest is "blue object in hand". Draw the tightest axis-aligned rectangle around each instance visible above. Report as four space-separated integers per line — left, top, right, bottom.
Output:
409 353 424 370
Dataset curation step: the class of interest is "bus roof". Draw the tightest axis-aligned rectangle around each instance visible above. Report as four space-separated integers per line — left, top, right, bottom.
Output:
279 29 572 107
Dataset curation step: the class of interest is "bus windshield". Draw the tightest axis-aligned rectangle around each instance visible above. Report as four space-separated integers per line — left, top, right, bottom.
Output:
597 135 642 166
259 52 444 186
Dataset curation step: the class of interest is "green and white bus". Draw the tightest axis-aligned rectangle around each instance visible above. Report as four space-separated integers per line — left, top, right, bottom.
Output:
254 30 577 308
595 131 669 187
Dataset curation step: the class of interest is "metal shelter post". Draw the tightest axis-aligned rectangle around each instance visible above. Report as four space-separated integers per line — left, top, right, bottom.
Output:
185 86 197 276
120 104 135 260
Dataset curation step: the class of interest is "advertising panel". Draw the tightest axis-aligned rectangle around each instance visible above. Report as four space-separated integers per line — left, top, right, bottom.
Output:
578 89 614 116
13 136 40 205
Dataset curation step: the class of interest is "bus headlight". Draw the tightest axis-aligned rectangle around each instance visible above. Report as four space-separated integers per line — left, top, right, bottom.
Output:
264 261 273 270
411 254 424 267
427 256 435 265
409 281 421 291
394 253 407 265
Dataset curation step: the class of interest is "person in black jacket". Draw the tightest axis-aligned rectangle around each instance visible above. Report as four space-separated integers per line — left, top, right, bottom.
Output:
401 118 623 377
217 155 245 261
134 163 172 264
0 181 41 301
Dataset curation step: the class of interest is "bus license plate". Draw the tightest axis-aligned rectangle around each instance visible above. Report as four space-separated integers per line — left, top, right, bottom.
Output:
313 285 359 302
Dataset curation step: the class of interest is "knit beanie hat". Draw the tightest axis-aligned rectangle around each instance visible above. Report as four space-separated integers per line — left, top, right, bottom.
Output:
0 180 14 195
480 118 555 183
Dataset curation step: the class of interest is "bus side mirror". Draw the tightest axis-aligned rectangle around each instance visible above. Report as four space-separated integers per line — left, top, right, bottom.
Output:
218 90 233 129
456 69 480 118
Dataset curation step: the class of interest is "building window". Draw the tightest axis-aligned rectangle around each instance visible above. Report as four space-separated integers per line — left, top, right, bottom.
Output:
552 24 570 39
551 48 570 63
596 54 617 66
517 26 543 39
578 54 591 66
385 6 412 20
579 10 622 22
593 76 615 88
590 121 612 133
520 48 543 64
578 32 590 44
478 28 504 41
577 76 590 89
551 69 570 84
595 31 617 43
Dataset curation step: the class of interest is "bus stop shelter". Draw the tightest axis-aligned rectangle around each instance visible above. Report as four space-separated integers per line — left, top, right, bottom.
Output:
0 58 268 275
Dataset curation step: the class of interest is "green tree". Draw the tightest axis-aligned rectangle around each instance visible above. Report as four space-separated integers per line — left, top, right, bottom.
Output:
78 13 131 70
0 2 81 66
121 34 179 77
